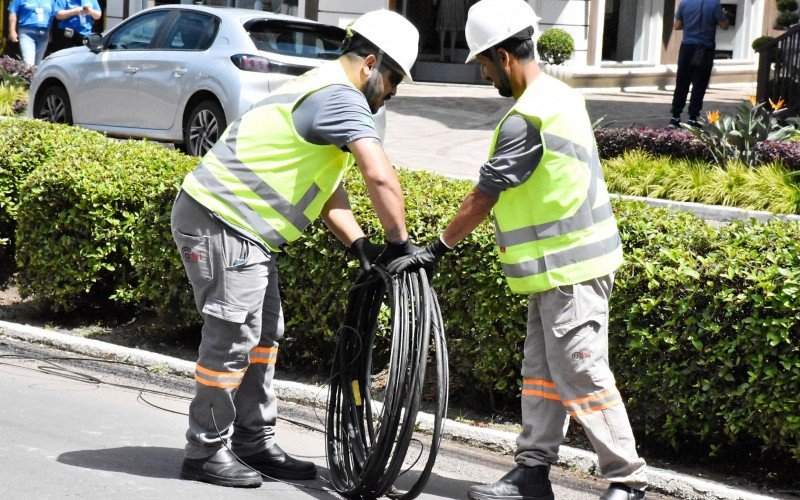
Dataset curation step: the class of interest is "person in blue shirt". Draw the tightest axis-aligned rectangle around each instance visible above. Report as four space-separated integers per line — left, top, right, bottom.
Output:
6 0 56 66
668 0 731 128
51 0 101 51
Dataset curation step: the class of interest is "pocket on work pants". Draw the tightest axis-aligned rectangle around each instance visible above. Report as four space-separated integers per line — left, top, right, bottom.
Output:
543 281 607 338
202 229 271 325
173 229 213 287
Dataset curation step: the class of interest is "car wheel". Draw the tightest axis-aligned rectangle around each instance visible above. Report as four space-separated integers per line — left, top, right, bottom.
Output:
36 86 73 124
183 100 226 157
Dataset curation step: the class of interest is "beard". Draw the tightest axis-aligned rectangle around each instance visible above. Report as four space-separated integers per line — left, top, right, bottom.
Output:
364 77 388 114
497 77 513 98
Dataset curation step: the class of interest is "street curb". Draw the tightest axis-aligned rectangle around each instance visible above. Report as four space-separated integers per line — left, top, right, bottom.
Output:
0 320 776 500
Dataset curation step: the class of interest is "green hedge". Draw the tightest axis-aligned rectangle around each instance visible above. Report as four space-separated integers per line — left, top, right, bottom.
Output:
14 126 196 309
0 119 111 268
7 118 800 461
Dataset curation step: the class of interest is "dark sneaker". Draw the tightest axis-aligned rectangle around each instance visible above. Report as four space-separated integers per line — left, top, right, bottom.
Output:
240 443 317 480
687 119 702 128
180 448 262 488
468 465 554 500
667 116 681 129
600 482 646 500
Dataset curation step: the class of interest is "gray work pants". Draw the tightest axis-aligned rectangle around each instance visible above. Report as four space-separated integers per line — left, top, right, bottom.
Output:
171 191 284 459
516 274 647 490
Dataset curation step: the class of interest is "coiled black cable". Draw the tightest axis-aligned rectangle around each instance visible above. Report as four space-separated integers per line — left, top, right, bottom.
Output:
326 267 449 499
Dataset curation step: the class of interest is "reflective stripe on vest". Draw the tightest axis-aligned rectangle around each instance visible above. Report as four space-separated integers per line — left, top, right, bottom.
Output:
495 134 611 247
491 74 622 294
502 232 621 278
210 120 321 232
181 61 356 251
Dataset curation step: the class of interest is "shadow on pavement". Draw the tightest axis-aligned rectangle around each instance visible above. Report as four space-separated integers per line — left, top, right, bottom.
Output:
57 446 184 479
393 469 484 499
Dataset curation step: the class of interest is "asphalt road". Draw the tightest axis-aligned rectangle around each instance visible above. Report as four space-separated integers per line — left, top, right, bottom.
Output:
0 336 672 499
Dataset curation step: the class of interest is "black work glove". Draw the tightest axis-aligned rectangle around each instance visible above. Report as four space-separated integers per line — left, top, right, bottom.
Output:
348 237 385 272
374 239 423 267
385 237 452 276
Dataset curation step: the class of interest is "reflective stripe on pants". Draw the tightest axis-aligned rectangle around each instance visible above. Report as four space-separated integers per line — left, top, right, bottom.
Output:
515 274 647 490
171 191 284 459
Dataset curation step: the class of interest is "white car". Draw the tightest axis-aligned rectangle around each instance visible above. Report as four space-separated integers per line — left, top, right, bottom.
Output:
27 5 346 156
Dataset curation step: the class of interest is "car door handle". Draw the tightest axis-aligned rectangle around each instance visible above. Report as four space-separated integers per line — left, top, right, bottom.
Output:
123 66 140 74
172 67 188 77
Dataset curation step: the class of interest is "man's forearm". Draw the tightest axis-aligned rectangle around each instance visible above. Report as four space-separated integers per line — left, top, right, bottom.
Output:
441 187 497 248
348 137 409 243
320 186 364 246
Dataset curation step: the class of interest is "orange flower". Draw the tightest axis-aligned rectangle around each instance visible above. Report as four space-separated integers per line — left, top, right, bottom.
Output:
748 95 757 105
769 97 785 110
706 110 721 124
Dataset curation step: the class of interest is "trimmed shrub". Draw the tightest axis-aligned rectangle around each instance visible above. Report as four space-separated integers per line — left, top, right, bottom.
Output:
777 11 800 28
15 135 196 311
594 126 800 171
0 119 111 269
595 127 712 162
613 202 800 458
777 0 798 12
536 28 574 65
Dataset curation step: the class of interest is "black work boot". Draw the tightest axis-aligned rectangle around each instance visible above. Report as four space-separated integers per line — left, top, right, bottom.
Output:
467 464 554 500
600 483 646 500
180 448 262 488
240 443 317 480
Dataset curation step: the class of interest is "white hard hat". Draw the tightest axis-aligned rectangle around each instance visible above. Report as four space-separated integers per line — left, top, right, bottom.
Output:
464 0 540 63
349 10 419 83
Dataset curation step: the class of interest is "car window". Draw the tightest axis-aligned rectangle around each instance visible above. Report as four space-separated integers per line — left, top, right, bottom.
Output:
107 10 170 51
245 20 345 61
162 12 219 51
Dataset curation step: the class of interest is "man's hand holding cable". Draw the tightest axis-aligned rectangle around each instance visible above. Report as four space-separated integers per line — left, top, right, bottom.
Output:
386 237 452 275
348 237 384 272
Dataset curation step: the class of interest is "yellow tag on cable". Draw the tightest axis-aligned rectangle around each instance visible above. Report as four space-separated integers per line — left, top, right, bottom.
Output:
351 380 362 407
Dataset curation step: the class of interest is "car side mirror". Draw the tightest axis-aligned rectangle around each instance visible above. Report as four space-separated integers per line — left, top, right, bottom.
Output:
85 34 103 53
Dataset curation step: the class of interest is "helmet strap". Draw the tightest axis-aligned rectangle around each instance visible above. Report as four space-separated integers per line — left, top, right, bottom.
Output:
365 51 385 101
489 47 512 94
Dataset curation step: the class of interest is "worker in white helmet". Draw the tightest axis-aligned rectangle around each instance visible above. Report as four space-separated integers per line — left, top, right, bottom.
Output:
172 9 422 488
387 0 648 499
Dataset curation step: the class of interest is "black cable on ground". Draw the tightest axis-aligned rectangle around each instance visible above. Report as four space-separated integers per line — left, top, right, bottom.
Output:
326 267 449 499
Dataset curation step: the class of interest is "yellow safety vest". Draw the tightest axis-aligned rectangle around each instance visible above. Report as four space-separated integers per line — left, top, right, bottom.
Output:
181 60 359 252
491 74 623 294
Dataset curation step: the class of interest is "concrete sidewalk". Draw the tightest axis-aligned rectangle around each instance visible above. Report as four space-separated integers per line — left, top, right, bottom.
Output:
0 320 780 500
383 82 753 180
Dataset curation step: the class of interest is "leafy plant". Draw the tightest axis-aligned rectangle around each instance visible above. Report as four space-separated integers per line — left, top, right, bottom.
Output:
0 56 36 86
604 150 800 214
536 28 574 65
594 126 800 170
682 97 798 167
777 0 799 11
751 35 776 52
0 82 27 116
777 10 800 28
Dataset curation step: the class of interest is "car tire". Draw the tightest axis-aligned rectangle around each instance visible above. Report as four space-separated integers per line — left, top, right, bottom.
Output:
182 100 226 157
35 86 73 125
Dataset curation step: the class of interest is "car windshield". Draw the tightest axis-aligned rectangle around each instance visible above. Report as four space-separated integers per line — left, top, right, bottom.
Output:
245 20 345 60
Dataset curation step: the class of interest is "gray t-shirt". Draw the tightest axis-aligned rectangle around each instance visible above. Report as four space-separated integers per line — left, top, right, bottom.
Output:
291 84 380 150
476 114 544 199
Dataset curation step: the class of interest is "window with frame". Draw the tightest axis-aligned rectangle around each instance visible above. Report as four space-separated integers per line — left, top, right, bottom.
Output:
162 12 219 50
107 10 170 50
